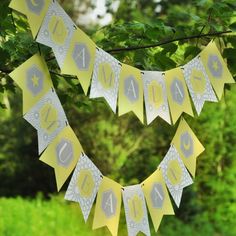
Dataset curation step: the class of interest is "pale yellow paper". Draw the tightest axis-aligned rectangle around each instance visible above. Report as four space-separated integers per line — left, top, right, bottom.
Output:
61 28 96 94
93 177 122 236
172 118 205 177
200 41 235 100
142 169 174 232
118 64 144 123
9 0 51 38
165 68 193 124
40 126 83 191
9 0 26 13
9 53 53 114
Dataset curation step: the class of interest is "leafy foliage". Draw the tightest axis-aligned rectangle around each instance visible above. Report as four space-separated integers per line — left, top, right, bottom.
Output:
0 0 236 235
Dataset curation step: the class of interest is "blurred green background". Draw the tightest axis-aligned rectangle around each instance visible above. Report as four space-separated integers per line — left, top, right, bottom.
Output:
0 0 236 235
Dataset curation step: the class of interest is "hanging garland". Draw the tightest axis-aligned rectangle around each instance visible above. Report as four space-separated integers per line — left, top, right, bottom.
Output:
7 0 235 236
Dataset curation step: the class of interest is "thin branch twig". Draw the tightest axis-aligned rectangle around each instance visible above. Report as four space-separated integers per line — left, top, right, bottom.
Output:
106 30 232 53
49 70 77 79
196 8 213 47
44 30 233 61
0 30 233 76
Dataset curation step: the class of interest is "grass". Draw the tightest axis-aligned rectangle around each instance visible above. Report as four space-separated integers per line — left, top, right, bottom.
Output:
0 194 232 236
0 194 128 236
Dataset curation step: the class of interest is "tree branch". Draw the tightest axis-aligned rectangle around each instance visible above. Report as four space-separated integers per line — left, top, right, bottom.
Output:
49 70 77 79
0 30 233 76
106 30 232 53
196 8 213 47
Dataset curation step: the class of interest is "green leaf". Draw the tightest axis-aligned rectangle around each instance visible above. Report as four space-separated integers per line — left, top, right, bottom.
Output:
229 22 236 32
145 27 160 40
125 21 146 32
184 46 201 59
223 48 236 60
174 25 187 40
0 102 6 109
223 48 236 75
0 48 10 68
227 37 236 48
190 14 201 22
161 43 178 55
154 53 176 71
195 0 210 7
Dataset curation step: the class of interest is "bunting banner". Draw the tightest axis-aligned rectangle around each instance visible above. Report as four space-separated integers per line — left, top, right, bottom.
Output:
23 88 68 154
172 118 205 177
142 71 171 125
9 0 51 38
165 67 193 124
142 168 174 232
65 154 102 222
118 64 144 123
183 57 218 115
122 185 151 236
160 145 193 207
93 177 122 236
9 53 54 114
10 0 234 125
8 0 236 235
36 0 75 68
200 41 235 100
90 48 122 113
61 27 96 95
40 125 83 191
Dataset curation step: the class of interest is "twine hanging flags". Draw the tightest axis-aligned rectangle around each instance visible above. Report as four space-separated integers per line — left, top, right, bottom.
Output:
40 126 83 191
90 48 122 113
183 56 218 115
23 89 68 154
165 68 193 124
61 27 96 95
118 64 144 123
142 169 174 232
9 53 54 114
36 0 75 68
142 71 171 125
9 0 52 38
172 118 205 177
160 145 193 207
122 185 151 236
65 154 102 222
93 177 122 236
200 41 235 100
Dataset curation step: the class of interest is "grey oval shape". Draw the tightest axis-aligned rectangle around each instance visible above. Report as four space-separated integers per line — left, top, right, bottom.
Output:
26 0 45 15
56 139 74 167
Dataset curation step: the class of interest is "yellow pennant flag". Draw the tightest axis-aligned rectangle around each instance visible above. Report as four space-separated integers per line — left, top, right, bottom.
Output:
93 177 122 236
9 0 51 38
118 64 144 123
165 68 193 124
9 53 53 114
172 118 205 177
40 125 83 191
200 41 235 100
61 27 96 94
142 168 174 232
9 0 25 13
